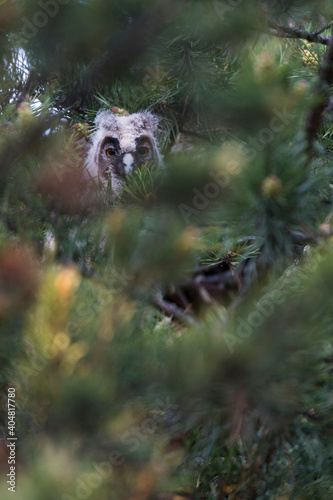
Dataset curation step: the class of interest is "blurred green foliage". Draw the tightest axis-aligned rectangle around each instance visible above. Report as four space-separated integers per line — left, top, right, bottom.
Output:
1 1 333 499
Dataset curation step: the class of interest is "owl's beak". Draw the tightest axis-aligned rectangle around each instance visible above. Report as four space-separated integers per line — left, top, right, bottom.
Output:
123 153 134 175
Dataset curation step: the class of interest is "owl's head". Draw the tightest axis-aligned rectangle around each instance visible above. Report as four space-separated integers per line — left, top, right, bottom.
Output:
86 110 162 193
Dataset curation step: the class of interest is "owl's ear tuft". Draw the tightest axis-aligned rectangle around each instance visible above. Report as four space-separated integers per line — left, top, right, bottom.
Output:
139 112 159 133
95 110 118 131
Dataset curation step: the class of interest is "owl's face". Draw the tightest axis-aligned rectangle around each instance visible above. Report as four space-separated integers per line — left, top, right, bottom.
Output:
87 110 162 193
98 133 157 181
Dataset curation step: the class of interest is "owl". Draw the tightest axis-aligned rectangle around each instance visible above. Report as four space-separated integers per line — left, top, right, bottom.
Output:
85 110 162 194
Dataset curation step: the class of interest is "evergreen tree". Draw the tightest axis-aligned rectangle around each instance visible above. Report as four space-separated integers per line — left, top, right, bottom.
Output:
1 1 333 499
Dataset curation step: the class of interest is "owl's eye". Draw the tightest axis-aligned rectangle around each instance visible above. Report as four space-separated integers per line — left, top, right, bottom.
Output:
106 148 116 157
138 146 149 156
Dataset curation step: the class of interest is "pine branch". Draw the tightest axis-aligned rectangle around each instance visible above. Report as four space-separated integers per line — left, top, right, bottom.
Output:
290 229 333 243
61 0 180 108
268 21 332 46
154 296 196 325
0 116 54 184
305 36 333 153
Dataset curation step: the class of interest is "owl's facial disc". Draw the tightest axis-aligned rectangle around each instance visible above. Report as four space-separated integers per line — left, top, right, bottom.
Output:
98 134 156 184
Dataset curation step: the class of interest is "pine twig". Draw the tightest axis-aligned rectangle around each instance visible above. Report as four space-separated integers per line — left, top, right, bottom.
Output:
154 296 196 326
313 22 333 36
268 21 331 46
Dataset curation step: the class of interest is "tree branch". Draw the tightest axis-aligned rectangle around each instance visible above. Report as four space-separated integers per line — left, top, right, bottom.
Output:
61 0 180 108
0 116 54 185
154 296 196 325
305 36 333 153
268 21 331 46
